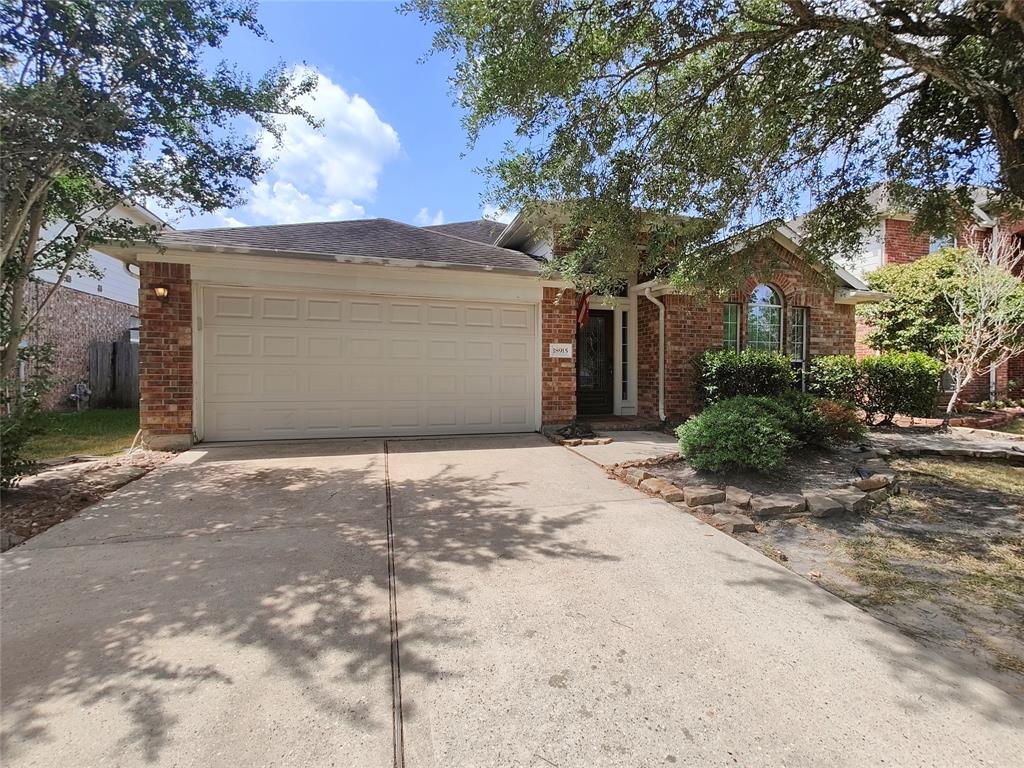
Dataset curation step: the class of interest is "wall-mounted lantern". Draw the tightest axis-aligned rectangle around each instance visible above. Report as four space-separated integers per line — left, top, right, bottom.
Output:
153 286 169 300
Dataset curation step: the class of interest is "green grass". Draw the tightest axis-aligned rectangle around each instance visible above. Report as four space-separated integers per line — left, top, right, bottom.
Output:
996 417 1024 436
24 409 139 460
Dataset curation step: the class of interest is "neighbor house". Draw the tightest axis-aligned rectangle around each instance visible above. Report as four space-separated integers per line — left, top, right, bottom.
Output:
824 187 1024 402
103 214 879 449
27 201 166 409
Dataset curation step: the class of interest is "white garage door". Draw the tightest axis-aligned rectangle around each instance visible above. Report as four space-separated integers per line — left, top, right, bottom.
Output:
200 287 538 441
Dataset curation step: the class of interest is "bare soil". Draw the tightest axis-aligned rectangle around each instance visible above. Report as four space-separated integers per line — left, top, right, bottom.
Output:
652 448 866 495
1 452 174 547
730 457 1024 697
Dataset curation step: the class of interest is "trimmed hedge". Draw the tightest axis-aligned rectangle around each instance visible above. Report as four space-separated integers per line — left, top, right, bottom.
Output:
697 349 796 404
676 393 865 473
809 352 943 425
676 396 794 473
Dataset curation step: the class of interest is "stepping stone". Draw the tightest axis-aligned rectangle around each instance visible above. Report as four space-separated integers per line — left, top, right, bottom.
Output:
684 486 726 507
711 511 758 534
724 486 752 508
803 492 844 518
827 488 870 513
853 474 890 491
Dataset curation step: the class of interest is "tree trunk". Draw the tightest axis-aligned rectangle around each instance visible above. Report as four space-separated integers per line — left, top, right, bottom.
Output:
1 202 45 381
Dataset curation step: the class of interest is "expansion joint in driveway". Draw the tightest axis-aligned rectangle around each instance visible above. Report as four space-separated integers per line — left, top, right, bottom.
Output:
383 440 405 768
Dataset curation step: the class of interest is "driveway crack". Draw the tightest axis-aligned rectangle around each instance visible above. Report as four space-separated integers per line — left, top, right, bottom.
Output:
383 440 405 768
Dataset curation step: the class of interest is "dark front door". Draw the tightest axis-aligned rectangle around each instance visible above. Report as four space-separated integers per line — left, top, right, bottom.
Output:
576 309 614 416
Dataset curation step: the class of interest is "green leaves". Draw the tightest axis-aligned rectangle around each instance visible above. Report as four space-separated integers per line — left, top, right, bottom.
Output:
409 0 1024 290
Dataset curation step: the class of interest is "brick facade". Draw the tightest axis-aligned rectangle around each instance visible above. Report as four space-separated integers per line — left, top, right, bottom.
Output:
138 262 193 449
882 218 930 265
25 281 137 409
636 244 856 423
541 286 577 424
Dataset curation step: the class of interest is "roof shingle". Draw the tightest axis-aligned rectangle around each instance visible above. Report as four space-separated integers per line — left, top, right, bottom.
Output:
422 219 507 245
156 218 539 273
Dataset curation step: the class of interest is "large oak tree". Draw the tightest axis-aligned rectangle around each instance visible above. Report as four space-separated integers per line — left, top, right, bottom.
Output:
409 0 1024 292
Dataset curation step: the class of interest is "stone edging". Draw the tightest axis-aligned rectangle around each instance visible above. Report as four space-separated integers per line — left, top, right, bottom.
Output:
607 452 899 535
882 444 1024 464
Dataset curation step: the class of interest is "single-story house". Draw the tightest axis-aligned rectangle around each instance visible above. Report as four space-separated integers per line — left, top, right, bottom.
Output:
104 215 881 449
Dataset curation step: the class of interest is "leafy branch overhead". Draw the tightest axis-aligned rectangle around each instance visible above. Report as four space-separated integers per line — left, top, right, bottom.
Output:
409 0 1024 291
0 0 318 378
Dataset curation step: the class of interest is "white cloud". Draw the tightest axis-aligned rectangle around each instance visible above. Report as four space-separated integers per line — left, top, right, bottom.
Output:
249 180 366 224
482 204 515 224
414 207 445 226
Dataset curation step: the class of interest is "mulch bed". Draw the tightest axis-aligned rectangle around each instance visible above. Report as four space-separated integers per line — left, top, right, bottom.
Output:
1 452 174 547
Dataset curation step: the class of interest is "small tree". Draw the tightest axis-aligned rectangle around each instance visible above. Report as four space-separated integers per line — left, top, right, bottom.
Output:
864 234 1024 420
939 233 1024 418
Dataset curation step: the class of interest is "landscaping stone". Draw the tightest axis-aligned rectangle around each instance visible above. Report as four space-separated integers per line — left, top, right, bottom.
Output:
684 486 726 507
564 439 582 446
625 468 652 487
750 494 806 518
803 493 844 518
711 511 758 534
1 530 25 552
724 486 752 508
827 488 870 513
640 477 675 496
868 488 890 503
595 437 614 445
659 484 686 503
853 474 890 492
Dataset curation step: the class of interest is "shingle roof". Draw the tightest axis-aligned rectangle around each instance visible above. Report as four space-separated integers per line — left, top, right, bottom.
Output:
156 218 540 273
423 219 506 245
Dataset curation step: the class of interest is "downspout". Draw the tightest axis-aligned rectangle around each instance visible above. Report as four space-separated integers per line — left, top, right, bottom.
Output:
644 288 666 423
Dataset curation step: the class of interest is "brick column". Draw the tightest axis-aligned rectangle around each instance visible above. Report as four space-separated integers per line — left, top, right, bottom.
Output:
541 286 576 425
138 262 193 450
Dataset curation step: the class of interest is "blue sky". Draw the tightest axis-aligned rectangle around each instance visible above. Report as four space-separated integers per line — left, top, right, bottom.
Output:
166 1 513 230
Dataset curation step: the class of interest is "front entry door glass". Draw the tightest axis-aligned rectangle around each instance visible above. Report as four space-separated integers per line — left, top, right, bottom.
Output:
576 310 614 415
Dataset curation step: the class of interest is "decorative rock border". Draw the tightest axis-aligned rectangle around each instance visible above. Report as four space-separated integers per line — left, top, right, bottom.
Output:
608 451 902 535
879 444 1024 465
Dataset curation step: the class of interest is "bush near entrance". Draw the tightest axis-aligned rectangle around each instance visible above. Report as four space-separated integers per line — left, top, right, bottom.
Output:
696 349 795 404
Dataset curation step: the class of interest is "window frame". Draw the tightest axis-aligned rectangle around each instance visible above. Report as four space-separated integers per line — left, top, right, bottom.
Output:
722 303 741 352
745 284 784 353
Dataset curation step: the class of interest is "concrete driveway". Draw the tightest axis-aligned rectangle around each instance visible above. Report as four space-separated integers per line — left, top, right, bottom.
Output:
2 434 1021 766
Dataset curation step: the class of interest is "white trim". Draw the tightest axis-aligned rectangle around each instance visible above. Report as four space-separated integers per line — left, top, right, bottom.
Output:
192 282 204 442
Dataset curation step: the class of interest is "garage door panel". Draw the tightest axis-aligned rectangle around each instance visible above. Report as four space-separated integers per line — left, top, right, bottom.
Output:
201 287 537 440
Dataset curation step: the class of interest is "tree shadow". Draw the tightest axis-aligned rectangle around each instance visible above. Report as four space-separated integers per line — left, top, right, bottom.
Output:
0 439 614 764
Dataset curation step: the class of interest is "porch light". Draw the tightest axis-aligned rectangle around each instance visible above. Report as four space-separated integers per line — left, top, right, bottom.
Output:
152 286 169 300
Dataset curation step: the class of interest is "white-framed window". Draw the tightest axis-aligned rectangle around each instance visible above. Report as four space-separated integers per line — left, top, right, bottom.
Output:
722 303 740 352
789 307 809 389
930 234 954 253
746 284 783 352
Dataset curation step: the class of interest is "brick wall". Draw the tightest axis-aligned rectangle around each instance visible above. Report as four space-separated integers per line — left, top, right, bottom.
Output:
25 281 137 409
636 243 856 422
138 262 193 449
541 286 577 424
883 218 930 265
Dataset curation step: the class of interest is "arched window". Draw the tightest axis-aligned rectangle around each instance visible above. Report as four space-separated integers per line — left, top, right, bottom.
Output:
746 284 783 352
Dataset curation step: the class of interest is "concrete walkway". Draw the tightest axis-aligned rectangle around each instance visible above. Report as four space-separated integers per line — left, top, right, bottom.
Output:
2 435 1021 766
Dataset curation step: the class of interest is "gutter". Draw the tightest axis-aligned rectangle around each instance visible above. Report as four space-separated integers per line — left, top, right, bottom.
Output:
644 288 667 422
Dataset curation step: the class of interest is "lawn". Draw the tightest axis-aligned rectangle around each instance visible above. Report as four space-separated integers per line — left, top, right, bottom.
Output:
24 409 139 460
996 417 1024 436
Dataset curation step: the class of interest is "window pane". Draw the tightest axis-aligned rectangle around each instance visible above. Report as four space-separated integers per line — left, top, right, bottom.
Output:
722 304 739 351
789 308 807 362
746 285 782 352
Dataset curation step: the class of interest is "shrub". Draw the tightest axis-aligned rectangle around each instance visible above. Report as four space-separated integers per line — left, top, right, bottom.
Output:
807 355 861 405
0 347 53 488
676 396 795 473
814 399 867 445
860 352 943 425
696 349 796 404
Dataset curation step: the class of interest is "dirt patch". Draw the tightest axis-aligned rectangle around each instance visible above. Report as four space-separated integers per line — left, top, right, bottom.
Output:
732 457 1024 696
651 448 865 495
1 452 174 547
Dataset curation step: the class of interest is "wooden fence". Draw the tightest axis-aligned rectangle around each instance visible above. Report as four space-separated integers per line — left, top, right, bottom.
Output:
87 340 139 408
